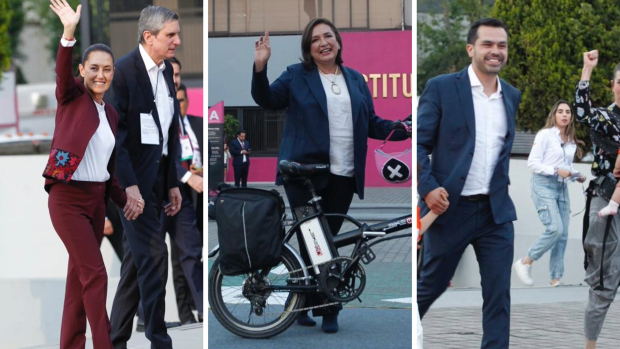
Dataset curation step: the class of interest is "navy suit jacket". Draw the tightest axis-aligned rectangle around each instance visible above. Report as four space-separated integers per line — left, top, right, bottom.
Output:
417 67 522 225
229 138 250 166
106 47 180 197
252 63 407 199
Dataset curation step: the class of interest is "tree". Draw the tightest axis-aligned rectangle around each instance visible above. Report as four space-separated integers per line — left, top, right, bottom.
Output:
25 0 82 74
224 114 240 144
417 0 492 95
7 0 26 83
491 0 620 146
0 0 13 79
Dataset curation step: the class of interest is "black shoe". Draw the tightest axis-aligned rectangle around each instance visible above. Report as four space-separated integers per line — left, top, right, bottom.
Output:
198 312 203 323
136 318 145 332
321 313 339 333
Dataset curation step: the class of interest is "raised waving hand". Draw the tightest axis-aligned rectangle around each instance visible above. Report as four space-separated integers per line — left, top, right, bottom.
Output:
49 0 82 39
254 31 271 73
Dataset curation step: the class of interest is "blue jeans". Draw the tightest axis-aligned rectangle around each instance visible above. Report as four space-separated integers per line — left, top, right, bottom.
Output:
527 173 570 279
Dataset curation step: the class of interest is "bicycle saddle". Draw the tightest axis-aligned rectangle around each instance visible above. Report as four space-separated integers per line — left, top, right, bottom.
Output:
278 160 330 178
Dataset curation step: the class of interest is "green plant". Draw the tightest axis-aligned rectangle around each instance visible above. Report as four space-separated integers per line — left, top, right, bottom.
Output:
224 114 240 144
491 0 620 148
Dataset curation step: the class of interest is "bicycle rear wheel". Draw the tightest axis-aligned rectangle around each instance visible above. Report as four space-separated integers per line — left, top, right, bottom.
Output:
208 246 307 338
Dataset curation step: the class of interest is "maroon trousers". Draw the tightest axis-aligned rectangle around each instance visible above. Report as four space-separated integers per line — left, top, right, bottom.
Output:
48 181 112 349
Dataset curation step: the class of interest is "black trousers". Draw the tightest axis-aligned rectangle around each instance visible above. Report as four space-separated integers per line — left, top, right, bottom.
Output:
284 173 356 317
233 163 249 187
110 163 172 349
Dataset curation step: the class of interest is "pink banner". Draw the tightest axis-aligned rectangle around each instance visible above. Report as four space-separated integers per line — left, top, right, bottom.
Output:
187 88 203 117
208 100 224 124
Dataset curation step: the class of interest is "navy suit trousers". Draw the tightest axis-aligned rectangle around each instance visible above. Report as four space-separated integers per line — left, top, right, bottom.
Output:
418 197 514 349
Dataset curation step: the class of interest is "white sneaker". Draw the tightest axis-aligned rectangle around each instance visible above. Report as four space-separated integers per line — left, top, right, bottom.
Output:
513 258 534 286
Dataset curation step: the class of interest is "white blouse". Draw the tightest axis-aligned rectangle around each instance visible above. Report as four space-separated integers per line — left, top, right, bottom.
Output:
72 101 116 182
319 71 354 177
527 126 577 176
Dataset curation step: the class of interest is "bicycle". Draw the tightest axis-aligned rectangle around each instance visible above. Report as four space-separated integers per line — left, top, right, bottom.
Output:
207 160 413 338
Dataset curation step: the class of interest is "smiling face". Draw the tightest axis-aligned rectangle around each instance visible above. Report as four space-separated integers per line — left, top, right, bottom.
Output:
143 20 181 65
554 103 572 128
466 25 508 76
78 51 114 102
310 23 340 70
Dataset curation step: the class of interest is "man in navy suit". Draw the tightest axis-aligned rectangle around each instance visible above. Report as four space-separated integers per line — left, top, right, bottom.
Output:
106 6 182 349
417 18 521 349
229 131 251 187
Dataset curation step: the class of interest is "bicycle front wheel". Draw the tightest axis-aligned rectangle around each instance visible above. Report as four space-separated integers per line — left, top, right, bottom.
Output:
208 246 308 338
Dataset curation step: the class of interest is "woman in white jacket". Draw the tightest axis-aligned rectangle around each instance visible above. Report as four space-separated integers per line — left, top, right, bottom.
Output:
513 100 585 287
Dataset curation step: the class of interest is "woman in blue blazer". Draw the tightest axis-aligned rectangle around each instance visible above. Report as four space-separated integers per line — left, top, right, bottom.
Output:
251 18 408 333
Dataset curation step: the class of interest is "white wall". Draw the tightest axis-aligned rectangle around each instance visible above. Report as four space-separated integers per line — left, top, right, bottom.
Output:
0 155 185 348
451 159 592 288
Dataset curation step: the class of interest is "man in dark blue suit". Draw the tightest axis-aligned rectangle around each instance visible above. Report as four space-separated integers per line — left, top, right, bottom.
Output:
417 18 521 349
106 6 182 349
229 131 251 187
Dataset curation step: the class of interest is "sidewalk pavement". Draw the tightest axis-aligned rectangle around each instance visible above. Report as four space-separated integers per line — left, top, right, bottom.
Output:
26 323 203 349
423 286 620 348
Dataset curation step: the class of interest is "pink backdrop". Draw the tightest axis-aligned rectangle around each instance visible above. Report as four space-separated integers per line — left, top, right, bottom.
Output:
234 31 412 187
187 88 203 117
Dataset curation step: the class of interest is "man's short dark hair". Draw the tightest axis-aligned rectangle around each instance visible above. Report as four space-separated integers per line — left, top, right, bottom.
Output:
238 130 246 136
169 57 181 69
178 83 188 102
467 18 509 45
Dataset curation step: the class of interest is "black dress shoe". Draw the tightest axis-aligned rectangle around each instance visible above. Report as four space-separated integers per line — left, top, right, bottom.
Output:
198 312 203 323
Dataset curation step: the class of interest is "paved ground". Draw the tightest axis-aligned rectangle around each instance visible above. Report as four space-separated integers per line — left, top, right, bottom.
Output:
422 286 620 348
207 184 413 347
26 323 203 349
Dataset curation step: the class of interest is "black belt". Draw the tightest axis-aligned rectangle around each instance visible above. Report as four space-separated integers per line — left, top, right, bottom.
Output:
461 194 489 202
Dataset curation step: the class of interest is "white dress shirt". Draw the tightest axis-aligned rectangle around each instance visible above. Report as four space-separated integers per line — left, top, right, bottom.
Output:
72 101 116 182
138 44 174 156
319 71 355 177
461 64 508 196
527 126 577 176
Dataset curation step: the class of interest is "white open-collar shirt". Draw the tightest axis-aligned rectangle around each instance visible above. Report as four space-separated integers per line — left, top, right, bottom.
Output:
139 44 174 156
461 64 508 196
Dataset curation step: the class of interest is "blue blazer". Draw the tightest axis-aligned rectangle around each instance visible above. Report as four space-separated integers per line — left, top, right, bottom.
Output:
106 47 180 197
417 67 522 225
229 138 250 166
252 63 407 199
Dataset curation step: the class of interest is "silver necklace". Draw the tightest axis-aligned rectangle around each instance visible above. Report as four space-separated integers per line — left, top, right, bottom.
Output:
318 66 341 95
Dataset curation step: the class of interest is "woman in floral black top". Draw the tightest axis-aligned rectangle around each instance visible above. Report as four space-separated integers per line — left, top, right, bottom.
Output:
575 49 620 349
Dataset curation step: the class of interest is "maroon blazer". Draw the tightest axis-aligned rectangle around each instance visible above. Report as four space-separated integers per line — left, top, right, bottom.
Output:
42 42 126 207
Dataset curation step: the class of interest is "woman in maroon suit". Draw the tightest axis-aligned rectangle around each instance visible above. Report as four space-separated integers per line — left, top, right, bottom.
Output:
42 1 142 348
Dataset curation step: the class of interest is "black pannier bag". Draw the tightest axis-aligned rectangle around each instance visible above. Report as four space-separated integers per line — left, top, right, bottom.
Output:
215 187 286 276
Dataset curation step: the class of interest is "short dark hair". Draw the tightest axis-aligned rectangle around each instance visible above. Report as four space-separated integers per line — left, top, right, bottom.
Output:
467 18 509 45
238 130 246 136
82 43 114 65
300 18 343 71
169 57 181 69
177 83 188 102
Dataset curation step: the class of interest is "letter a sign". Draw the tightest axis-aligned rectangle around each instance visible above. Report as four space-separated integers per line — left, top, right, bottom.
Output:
208 101 224 124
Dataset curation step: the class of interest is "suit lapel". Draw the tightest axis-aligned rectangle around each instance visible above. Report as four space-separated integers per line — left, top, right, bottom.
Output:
303 67 328 118
132 47 163 134
455 68 476 135
342 66 361 128
500 80 516 139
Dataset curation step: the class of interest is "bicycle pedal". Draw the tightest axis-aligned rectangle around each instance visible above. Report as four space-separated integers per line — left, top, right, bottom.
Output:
360 246 376 264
